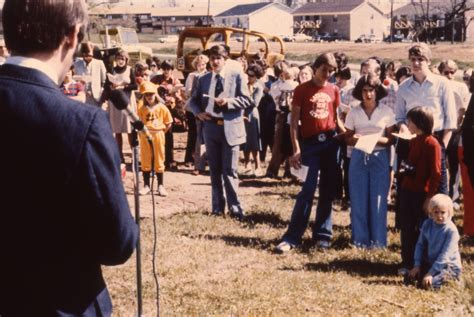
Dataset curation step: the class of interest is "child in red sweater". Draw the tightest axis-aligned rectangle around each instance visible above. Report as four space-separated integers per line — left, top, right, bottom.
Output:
398 106 442 274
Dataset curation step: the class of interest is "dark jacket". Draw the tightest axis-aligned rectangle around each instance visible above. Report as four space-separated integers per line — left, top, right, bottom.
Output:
0 64 138 316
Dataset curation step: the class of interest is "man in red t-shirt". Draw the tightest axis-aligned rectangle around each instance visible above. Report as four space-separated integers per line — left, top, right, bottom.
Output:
276 53 342 253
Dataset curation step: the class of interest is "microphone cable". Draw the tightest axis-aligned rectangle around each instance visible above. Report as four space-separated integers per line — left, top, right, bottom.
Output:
146 138 161 317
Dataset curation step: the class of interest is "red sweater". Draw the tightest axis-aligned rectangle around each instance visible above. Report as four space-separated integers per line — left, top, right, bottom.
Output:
402 134 441 197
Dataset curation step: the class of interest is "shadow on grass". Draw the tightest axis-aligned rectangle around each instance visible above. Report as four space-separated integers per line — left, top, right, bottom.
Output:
256 191 298 199
187 233 279 251
240 179 291 188
363 278 403 285
244 212 289 229
303 259 399 277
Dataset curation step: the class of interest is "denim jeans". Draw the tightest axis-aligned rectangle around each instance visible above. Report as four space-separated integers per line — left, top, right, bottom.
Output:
282 134 338 245
349 148 390 248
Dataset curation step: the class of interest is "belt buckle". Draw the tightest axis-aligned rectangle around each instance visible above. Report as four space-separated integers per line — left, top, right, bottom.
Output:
217 119 224 126
318 132 327 142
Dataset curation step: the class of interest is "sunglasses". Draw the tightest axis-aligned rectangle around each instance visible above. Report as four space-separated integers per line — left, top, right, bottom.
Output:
150 64 157 67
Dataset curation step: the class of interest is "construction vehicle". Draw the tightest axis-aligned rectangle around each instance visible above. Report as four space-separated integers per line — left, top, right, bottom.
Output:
98 26 152 71
176 27 285 78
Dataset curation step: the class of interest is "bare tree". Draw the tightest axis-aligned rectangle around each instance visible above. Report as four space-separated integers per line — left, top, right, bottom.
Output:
410 0 474 43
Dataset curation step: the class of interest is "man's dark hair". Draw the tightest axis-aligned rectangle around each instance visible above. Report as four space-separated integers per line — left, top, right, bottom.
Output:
80 42 94 56
395 66 412 84
334 66 352 80
207 44 229 59
273 60 289 78
333 51 348 70
247 64 265 79
161 59 175 70
407 106 434 135
352 71 387 102
2 0 88 55
312 53 337 70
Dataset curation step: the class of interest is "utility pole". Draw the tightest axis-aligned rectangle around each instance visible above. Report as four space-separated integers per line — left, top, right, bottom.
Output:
427 0 431 43
207 0 210 26
390 0 394 43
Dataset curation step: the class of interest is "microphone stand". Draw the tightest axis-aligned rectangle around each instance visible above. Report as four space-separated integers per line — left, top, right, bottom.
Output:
131 124 156 317
130 129 144 317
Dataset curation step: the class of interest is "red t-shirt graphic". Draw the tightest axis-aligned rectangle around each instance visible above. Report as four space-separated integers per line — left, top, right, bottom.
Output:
292 81 340 138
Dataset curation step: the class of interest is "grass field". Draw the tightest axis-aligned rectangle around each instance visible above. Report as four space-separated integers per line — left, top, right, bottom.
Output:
103 135 474 316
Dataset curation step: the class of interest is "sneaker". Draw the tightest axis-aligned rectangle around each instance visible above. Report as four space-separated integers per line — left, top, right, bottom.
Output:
275 241 294 253
139 185 150 196
316 240 331 249
398 267 409 276
157 185 168 197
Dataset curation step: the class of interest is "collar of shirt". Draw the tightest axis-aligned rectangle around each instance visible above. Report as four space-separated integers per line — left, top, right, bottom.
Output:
408 71 436 87
6 56 59 85
212 65 227 81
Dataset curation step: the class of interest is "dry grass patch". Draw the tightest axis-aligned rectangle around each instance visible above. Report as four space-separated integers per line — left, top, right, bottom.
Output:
104 178 473 315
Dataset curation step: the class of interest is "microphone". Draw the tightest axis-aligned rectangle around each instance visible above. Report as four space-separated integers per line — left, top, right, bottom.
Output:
109 89 152 141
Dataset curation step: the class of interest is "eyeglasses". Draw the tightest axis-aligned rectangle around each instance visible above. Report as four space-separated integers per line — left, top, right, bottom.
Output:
150 64 157 67
443 70 456 76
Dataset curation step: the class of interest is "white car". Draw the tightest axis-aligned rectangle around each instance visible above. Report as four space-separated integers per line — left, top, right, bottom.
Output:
159 35 179 43
292 33 312 42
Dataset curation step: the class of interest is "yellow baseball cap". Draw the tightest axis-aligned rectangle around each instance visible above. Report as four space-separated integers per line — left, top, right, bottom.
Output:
139 81 158 94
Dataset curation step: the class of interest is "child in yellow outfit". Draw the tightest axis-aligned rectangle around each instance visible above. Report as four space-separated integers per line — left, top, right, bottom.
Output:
138 81 173 196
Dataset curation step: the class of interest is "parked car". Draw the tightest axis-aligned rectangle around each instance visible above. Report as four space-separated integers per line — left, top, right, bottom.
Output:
159 34 179 43
355 34 381 43
383 34 405 43
282 33 312 42
319 32 344 42
293 33 313 42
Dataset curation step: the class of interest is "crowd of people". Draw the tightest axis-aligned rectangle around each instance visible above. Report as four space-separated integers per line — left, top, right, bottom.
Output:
6 1 473 315
58 39 474 290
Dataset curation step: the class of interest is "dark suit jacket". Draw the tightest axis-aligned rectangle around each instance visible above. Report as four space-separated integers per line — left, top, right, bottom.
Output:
0 64 138 316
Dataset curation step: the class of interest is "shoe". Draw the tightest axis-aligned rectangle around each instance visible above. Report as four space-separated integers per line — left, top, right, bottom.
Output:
316 240 331 249
211 210 224 216
157 185 168 197
191 169 200 176
230 209 245 221
139 185 150 196
398 267 409 276
275 241 294 253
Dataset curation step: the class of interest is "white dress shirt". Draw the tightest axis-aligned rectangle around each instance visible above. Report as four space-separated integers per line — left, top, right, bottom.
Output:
395 72 457 132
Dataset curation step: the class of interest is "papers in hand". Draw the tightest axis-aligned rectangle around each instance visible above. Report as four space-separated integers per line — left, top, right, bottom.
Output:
392 132 416 140
203 92 225 101
107 73 125 85
354 133 381 154
290 165 309 182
